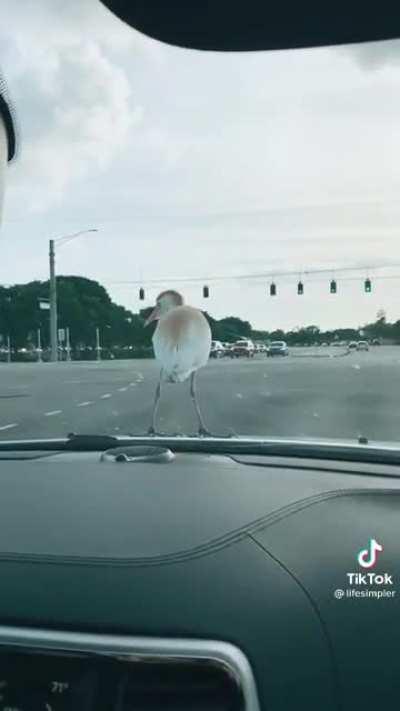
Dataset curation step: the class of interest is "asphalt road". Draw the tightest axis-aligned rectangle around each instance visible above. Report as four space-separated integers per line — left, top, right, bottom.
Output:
0 347 399 443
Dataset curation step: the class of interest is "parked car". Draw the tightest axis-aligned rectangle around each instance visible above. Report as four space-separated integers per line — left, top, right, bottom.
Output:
267 341 289 357
230 339 255 358
210 340 225 358
357 340 369 351
348 341 358 351
371 338 381 346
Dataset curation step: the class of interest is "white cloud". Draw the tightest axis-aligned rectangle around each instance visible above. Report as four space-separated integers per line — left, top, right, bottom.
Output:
1 1 145 212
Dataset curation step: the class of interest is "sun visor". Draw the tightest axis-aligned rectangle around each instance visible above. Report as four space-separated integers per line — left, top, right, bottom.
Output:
99 1 400 52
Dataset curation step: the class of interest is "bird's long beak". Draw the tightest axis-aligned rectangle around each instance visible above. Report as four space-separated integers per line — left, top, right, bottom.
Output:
144 304 160 327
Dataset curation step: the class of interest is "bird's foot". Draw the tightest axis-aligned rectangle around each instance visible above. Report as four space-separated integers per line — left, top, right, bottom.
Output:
226 427 238 438
198 426 213 437
196 427 237 438
147 426 168 437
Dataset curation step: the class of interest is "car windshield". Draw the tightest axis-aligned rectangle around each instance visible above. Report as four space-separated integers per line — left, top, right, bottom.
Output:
0 4 400 444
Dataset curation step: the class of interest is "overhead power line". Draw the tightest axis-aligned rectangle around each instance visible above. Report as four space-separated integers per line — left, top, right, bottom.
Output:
103 263 400 288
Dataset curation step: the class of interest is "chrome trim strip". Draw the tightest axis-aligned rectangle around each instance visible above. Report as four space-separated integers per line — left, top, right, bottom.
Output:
0 625 261 710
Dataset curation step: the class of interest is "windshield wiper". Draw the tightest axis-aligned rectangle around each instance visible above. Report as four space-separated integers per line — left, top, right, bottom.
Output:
0 433 399 466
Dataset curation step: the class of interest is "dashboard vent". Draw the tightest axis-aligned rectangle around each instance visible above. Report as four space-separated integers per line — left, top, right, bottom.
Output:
117 660 244 710
0 649 245 710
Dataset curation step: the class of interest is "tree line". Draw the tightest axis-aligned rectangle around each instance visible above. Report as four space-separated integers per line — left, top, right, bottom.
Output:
0 276 397 359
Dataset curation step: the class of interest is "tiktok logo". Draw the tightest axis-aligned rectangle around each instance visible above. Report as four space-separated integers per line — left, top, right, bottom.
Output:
357 538 383 569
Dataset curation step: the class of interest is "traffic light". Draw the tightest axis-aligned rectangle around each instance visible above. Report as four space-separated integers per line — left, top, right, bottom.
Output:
364 278 372 293
203 285 209 298
270 282 277 296
297 281 304 295
139 287 145 300
330 279 337 294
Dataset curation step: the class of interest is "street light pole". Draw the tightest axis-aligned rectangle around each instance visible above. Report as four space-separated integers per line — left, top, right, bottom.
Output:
49 228 98 364
49 238 58 362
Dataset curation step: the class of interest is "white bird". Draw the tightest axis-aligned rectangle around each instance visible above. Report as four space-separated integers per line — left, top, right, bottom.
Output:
144 290 212 435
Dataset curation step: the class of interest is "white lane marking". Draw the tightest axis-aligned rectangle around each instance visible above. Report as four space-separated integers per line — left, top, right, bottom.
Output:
118 387 128 392
0 423 18 431
100 393 112 399
236 393 243 398
77 401 93 407
352 364 361 370
44 410 62 417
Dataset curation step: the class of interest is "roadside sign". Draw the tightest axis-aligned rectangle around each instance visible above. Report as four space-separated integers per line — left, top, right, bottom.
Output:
39 299 50 310
58 328 65 342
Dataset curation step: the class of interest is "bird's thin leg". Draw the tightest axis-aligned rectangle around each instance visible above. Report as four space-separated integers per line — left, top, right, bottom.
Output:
148 369 163 435
190 371 211 436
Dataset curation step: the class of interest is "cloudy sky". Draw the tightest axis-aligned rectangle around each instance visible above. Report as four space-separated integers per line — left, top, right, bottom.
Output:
1 0 400 330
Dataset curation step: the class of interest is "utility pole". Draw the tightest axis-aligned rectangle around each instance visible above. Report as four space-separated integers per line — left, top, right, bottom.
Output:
66 327 71 361
49 239 58 362
6 335 10 363
96 327 101 361
37 328 42 363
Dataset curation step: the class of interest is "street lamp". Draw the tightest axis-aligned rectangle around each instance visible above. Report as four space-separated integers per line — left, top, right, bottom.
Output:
49 228 98 362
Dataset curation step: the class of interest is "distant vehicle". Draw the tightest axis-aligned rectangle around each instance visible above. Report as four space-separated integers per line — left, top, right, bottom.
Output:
357 340 369 351
333 340 347 347
267 341 289 357
371 338 381 346
321 342 329 347
348 341 358 351
230 339 255 358
210 340 225 358
222 342 234 356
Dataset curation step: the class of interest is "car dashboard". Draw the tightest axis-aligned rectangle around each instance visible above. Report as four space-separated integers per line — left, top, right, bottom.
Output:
0 445 399 710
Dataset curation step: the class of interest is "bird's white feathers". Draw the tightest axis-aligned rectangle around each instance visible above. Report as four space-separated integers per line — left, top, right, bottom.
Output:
152 305 211 383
